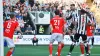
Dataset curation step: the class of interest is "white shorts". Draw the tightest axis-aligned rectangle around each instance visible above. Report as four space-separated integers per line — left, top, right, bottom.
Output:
87 36 93 42
4 36 15 48
50 33 63 43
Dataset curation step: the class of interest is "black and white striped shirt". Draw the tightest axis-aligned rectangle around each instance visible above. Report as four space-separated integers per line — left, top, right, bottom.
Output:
66 9 92 35
66 9 78 28
76 11 92 35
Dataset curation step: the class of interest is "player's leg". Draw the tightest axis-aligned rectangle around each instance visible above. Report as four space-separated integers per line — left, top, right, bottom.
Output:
72 29 80 46
80 42 85 56
91 36 94 49
82 35 90 56
56 33 64 56
36 40 38 46
61 41 64 51
87 37 91 53
67 34 80 56
56 33 65 54
49 33 56 56
76 39 80 46
32 40 34 46
56 39 64 56
4 37 15 56
80 36 91 56
49 42 53 56
68 30 74 41
57 42 62 56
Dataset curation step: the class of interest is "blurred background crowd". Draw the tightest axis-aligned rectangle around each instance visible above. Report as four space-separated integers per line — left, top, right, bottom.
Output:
3 0 100 35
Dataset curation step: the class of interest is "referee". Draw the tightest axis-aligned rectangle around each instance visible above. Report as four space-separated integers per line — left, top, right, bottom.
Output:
67 5 92 56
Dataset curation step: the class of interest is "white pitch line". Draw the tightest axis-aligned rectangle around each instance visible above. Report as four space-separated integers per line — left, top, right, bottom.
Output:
71 52 100 56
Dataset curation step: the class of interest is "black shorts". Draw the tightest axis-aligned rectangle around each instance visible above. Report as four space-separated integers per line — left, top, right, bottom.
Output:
74 33 87 42
32 39 38 43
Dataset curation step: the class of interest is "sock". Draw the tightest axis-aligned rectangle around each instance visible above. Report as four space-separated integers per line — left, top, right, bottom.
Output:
70 36 73 41
80 43 84 54
69 44 75 53
6 50 12 56
84 43 89 54
92 37 94 46
58 44 61 56
57 43 64 53
88 44 90 53
12 48 15 55
61 43 64 49
49 43 53 55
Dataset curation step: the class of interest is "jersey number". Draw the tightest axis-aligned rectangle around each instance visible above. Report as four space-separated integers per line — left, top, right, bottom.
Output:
54 20 60 25
7 22 12 28
54 20 60 29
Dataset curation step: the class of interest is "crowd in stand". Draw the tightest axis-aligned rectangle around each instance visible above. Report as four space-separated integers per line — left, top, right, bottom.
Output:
3 0 100 35
3 0 34 34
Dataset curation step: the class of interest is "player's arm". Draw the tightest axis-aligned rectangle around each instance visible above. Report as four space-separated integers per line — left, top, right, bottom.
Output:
50 19 53 34
63 19 67 35
15 25 23 35
74 0 86 10
87 14 95 26
50 24 53 34
64 24 66 35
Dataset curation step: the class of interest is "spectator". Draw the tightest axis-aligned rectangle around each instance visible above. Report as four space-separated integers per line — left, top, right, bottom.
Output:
40 1 45 7
24 0 29 7
3 0 99 35
14 9 20 14
38 5 42 11
39 25 44 34
11 1 16 6
28 4 32 10
17 19 24 27
32 4 38 11
6 14 10 20
35 1 40 7
41 6 46 11
32 35 38 46
29 0 34 7
16 13 23 20
25 25 33 34
20 0 25 4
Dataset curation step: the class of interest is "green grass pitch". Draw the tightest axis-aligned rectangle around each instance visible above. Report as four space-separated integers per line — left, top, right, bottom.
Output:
4 45 100 56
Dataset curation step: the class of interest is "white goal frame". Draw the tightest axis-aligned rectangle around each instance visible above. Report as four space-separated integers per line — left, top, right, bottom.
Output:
0 0 4 56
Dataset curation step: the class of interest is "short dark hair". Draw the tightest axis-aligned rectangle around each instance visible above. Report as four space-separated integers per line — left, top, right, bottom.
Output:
10 14 15 19
55 10 60 15
70 4 75 6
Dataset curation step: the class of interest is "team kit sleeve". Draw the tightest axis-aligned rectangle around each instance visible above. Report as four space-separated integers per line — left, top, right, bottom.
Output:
50 19 53 25
50 19 53 33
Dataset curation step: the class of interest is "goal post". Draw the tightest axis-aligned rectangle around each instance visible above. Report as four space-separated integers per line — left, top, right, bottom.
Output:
0 0 4 56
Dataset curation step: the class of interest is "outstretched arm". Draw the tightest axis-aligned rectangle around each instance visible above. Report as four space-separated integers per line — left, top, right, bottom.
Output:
16 26 23 34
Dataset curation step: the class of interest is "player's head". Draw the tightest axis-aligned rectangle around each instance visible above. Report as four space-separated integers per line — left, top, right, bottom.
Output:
87 21 92 26
70 4 75 10
10 14 16 20
55 10 60 16
86 7 90 12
